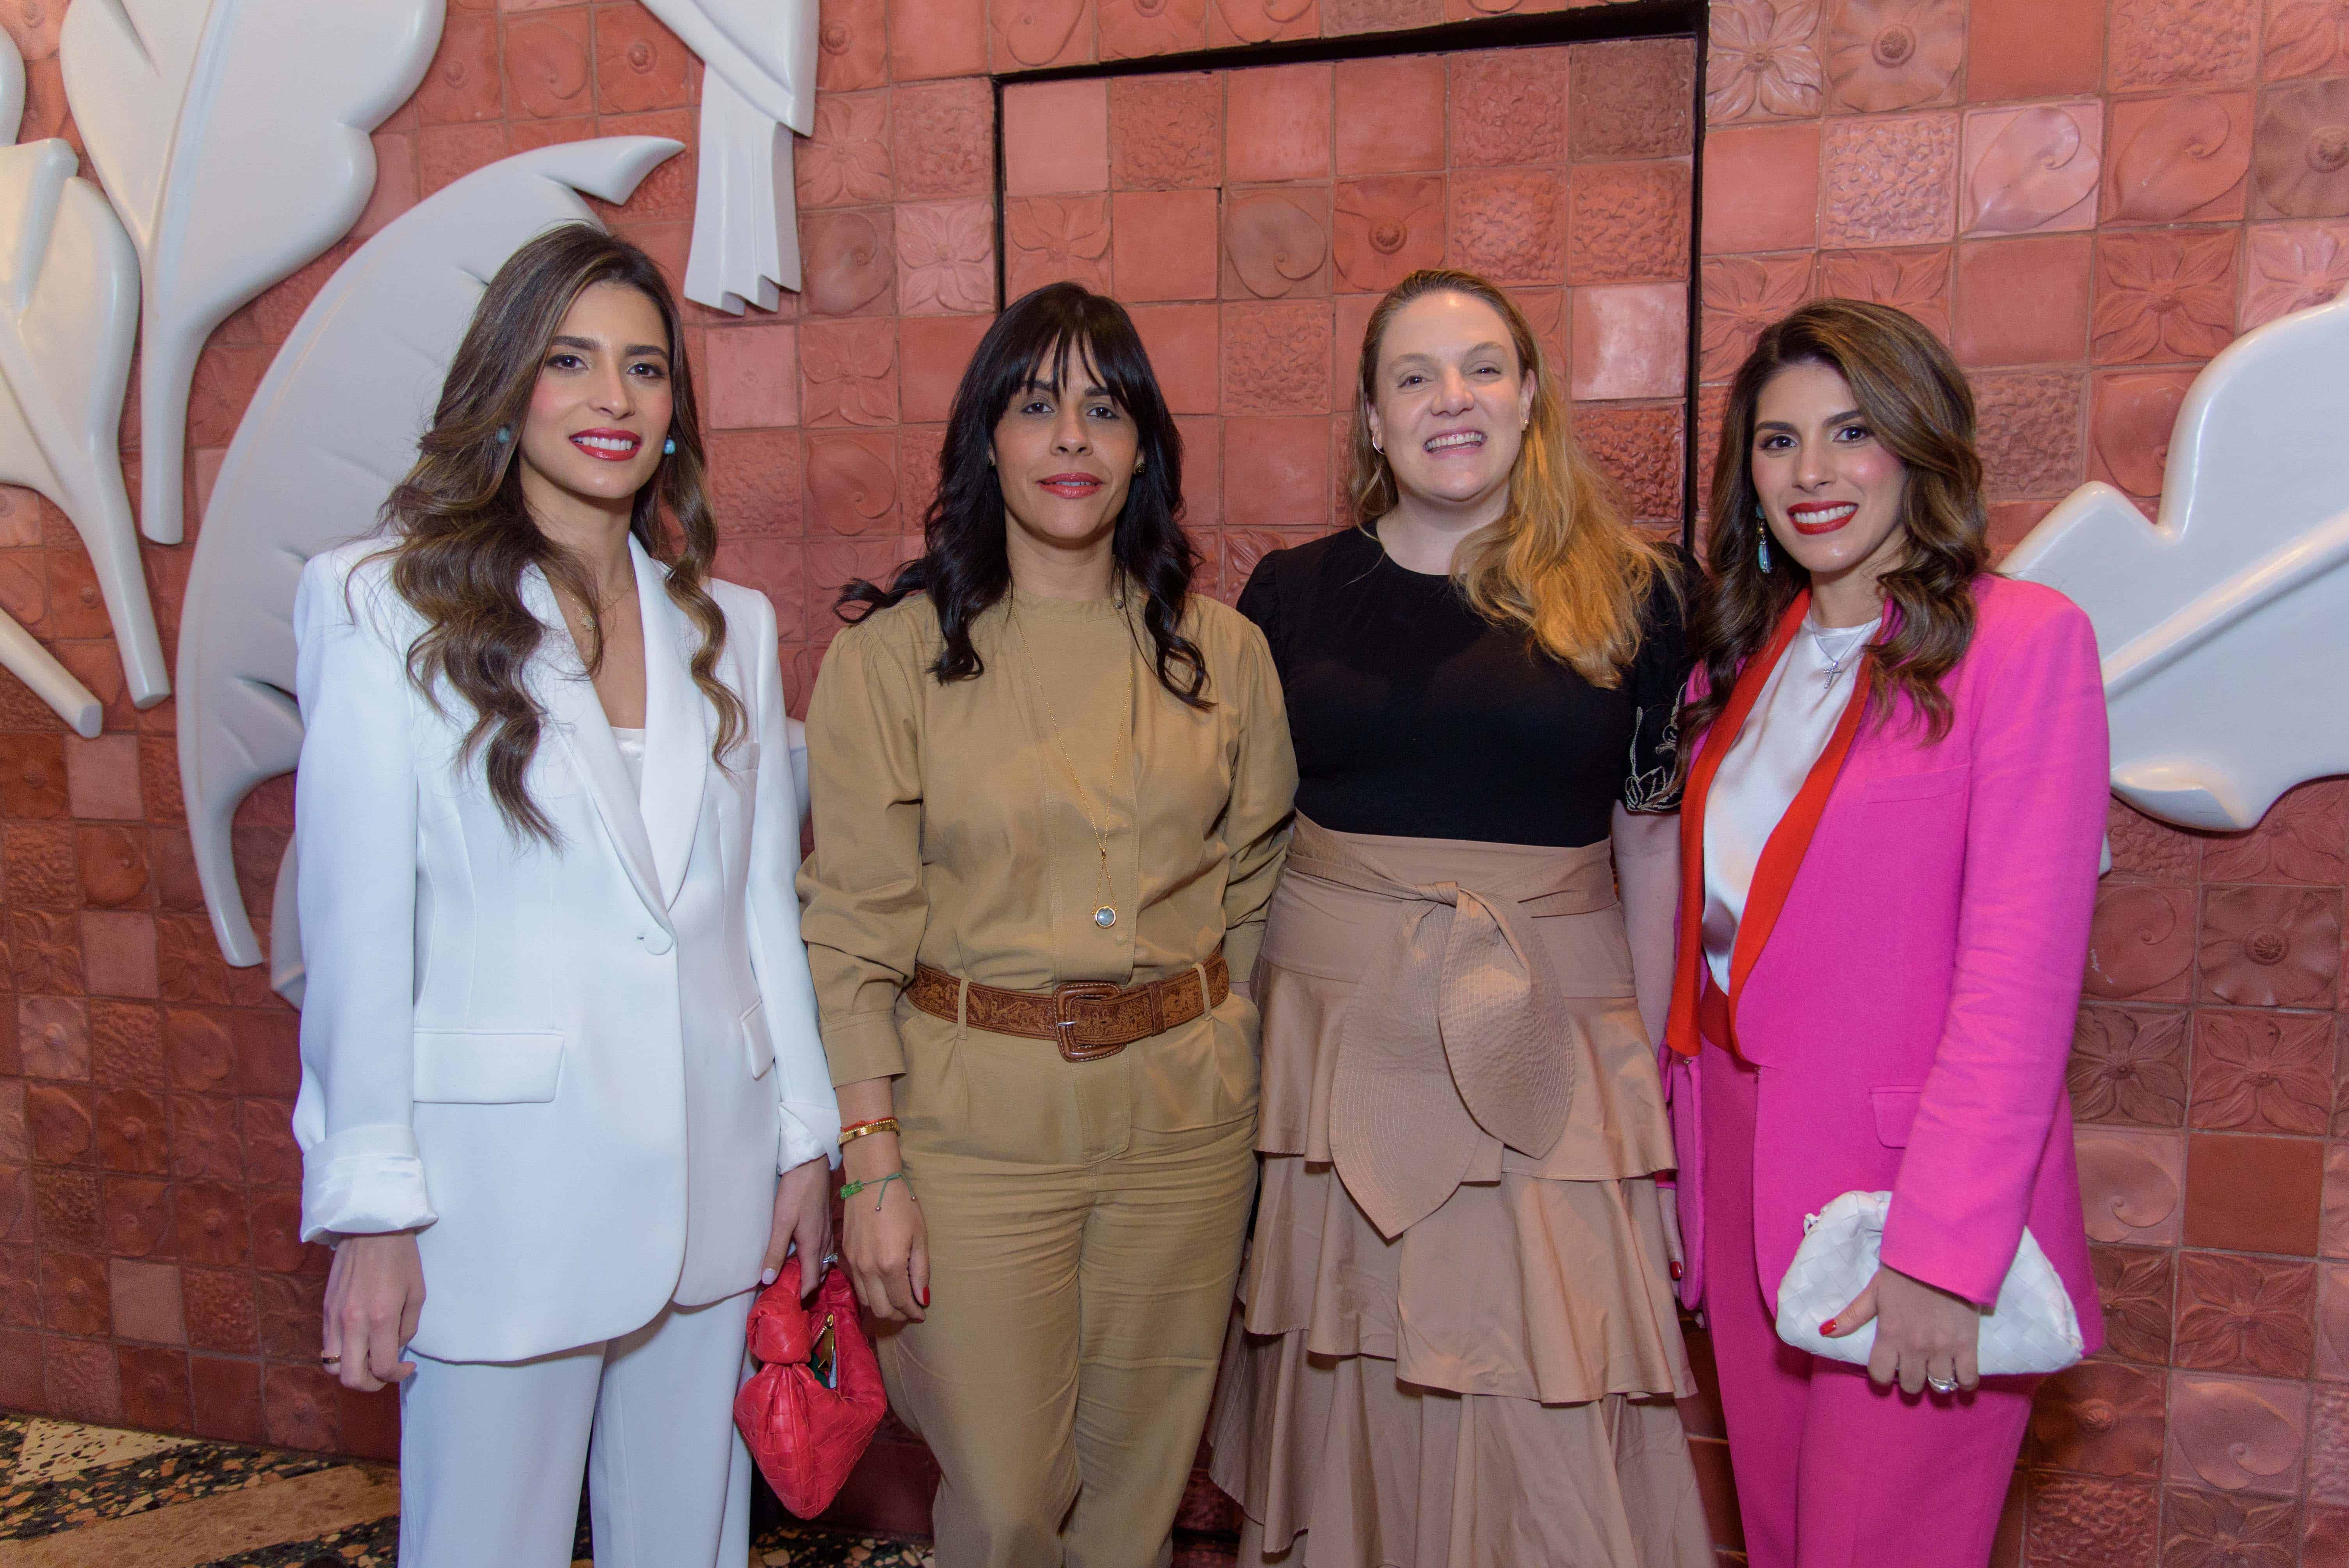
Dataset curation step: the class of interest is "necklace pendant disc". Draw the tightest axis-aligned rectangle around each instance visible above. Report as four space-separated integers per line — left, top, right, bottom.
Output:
1093 905 1117 929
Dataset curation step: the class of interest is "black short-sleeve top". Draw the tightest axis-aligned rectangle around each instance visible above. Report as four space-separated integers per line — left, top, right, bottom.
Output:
1237 525 1692 849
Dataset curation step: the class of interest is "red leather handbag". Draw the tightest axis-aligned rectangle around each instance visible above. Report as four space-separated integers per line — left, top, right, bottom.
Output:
733 1267 889 1518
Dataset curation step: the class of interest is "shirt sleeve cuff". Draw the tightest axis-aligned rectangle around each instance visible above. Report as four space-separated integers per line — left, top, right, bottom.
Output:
779 1100 843 1172
822 1012 909 1085
301 1124 436 1243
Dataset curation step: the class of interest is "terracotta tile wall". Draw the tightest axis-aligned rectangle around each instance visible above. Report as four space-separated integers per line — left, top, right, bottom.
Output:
6 0 2349 1563
1698 1 2349 1562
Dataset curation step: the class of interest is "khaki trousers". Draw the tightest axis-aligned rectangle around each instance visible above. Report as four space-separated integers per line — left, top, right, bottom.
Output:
880 1015 1258 1568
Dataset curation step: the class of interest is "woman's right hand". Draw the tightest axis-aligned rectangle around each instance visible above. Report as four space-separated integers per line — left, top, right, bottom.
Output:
842 1135 929 1323
322 1230 426 1391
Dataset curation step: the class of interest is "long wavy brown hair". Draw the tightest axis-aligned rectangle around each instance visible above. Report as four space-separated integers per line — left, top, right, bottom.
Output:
376 224 744 843
1351 269 1663 686
1688 298 1991 741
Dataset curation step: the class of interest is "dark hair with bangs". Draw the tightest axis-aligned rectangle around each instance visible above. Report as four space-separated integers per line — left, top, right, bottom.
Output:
836 282 1209 707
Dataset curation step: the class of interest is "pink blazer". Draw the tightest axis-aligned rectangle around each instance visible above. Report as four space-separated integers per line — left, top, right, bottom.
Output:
1661 576 2107 1351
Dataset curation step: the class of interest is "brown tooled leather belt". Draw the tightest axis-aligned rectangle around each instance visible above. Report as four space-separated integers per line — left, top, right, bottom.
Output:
907 950 1230 1063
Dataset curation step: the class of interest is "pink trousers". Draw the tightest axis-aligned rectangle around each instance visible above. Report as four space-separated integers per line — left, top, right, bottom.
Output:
1698 1040 2033 1568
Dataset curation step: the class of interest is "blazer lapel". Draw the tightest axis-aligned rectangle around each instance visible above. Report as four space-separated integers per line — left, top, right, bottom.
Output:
631 536 709 910
1665 593 1809 1057
521 563 671 933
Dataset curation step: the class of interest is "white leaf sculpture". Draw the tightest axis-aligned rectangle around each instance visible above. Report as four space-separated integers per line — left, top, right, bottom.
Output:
644 0 818 313
0 132 165 732
176 137 685 978
59 0 446 545
2004 290 2349 832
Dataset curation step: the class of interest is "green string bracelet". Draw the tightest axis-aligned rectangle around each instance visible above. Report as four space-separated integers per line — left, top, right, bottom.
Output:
838 1170 908 1210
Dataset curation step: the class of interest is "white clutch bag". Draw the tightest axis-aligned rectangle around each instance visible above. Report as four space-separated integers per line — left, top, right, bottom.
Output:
1774 1190 2084 1376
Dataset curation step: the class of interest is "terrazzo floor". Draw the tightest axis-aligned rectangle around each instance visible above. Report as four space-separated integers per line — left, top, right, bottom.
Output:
0 1414 932 1567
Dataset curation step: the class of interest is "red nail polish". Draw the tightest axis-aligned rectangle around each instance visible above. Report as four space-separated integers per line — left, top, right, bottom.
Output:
1820 1320 1836 1335
1669 1262 1684 1280
919 1288 930 1308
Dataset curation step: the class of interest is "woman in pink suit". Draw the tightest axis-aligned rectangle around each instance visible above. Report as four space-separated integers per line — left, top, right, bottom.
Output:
1662 300 2106 1568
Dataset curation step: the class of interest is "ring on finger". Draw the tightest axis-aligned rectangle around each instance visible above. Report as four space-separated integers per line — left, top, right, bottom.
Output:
1927 1371 1959 1395
319 1353 342 1366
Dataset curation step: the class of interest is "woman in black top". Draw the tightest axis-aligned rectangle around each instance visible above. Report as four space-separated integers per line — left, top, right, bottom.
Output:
1205 269 1710 1568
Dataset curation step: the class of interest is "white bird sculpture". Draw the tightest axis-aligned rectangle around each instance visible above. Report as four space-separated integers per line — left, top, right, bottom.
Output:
2004 289 2349 832
643 0 819 313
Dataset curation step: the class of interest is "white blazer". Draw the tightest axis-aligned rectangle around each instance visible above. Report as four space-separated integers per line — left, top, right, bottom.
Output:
290 536 840 1363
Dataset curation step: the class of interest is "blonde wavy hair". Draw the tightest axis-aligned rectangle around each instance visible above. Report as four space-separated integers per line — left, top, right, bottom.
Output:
1350 268 1664 687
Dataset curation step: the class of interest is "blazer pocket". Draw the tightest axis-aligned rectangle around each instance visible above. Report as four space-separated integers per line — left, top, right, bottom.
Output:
1859 765 1968 804
413 1030 565 1103
1871 1085 1926 1147
742 1001 775 1080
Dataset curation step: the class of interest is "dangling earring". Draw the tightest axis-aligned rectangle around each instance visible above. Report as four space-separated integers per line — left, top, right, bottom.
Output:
494 426 512 444
1754 502 1773 573
663 437 676 455
1371 438 1383 455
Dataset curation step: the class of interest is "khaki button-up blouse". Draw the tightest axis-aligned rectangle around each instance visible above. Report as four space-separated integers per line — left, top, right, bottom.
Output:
796 588 1297 1091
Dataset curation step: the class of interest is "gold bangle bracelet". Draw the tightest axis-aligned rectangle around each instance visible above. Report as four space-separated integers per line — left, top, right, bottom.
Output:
837 1118 900 1146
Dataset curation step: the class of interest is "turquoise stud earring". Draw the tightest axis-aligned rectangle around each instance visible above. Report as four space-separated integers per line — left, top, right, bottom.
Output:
494 426 511 444
663 438 676 455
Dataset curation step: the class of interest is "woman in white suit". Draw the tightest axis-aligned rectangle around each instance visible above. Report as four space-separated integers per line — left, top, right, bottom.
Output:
292 225 839 1568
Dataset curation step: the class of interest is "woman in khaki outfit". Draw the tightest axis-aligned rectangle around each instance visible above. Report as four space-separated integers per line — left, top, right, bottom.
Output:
796 283 1296 1568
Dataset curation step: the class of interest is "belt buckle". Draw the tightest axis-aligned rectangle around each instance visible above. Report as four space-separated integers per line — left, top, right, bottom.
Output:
1050 981 1126 1063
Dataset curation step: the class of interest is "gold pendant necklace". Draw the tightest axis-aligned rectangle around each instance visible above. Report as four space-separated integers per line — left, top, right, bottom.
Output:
1010 601 1128 930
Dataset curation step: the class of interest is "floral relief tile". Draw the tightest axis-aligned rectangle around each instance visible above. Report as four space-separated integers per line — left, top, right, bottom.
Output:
2162 1488 2301 1564
1222 187 1331 300
2110 0 2262 90
2174 1251 2317 1376
1450 48 1570 169
2166 1370 2307 1495
2089 369 2196 497
2316 1263 2349 1380
1569 39 1694 160
1700 255 1814 383
2199 884 2340 1008
2191 1011 2334 1133
2072 1006 2190 1127
2092 228 2240 365
1110 75 1222 190
1823 0 1963 114
2093 1244 2176 1363
1099 0 1207 57
1333 178 1445 295
2186 1131 2324 1254
2208 780 2349 883
2266 0 2349 78
2242 219 2349 328
2028 1359 2169 1477
2254 78 2349 217
896 202 993 317
2076 1126 2188 1246
1822 111 1959 248
1962 103 2104 237
797 94 893 212
1707 0 1824 123
1974 368 2085 499
799 321 898 429
1818 244 1952 341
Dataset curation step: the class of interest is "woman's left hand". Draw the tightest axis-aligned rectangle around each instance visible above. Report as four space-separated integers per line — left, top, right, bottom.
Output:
763 1156 835 1299
1822 1265 1980 1395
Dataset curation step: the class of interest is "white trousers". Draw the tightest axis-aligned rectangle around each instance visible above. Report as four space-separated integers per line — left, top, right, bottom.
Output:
396 1291 756 1568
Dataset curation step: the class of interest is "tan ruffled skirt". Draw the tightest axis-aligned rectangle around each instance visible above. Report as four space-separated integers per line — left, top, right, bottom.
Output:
1207 822 1712 1568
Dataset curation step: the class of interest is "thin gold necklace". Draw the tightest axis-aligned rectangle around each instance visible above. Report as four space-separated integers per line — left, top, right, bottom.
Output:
1009 596 1127 930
